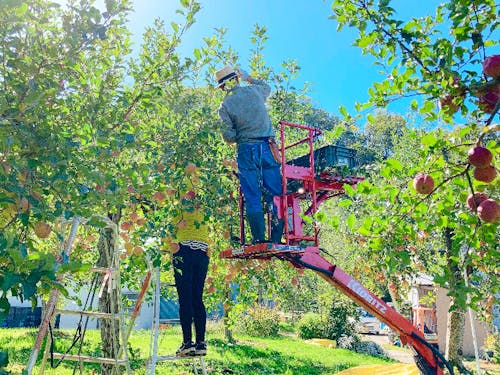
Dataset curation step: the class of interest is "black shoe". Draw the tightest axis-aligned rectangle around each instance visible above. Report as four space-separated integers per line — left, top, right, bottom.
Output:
194 341 207 356
176 341 195 357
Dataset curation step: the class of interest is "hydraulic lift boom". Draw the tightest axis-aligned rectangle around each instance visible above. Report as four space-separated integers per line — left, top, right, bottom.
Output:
220 121 454 375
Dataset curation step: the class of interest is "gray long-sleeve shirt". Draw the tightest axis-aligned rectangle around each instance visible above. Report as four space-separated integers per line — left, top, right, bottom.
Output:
218 78 275 144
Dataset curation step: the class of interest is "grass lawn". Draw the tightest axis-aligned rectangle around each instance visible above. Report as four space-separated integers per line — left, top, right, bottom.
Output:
0 324 394 374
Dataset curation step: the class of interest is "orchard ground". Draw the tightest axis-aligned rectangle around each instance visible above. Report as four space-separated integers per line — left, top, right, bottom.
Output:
1 326 498 374
0 325 392 375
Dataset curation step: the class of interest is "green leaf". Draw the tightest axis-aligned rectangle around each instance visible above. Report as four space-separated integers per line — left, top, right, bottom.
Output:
421 133 437 147
363 217 373 230
193 48 201 60
338 199 352 207
398 250 411 266
1 274 20 291
386 158 402 171
59 262 90 273
328 215 340 228
0 296 9 323
332 126 343 139
358 227 372 236
22 281 37 300
343 184 356 196
437 216 448 227
458 127 470 138
0 350 7 367
347 214 356 229
15 2 27 16
380 166 391 179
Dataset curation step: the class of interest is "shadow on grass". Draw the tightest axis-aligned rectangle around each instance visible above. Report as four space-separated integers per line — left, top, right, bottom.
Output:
0 329 106 373
203 338 354 375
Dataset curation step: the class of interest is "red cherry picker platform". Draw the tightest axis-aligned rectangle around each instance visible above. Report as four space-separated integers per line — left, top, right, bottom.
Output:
220 121 453 375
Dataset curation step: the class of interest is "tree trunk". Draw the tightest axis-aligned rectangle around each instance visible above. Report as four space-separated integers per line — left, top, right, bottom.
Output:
443 227 469 374
223 308 234 344
97 212 121 375
445 300 466 368
223 288 234 343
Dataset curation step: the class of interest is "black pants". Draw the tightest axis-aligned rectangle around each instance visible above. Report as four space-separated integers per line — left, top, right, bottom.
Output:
173 243 209 344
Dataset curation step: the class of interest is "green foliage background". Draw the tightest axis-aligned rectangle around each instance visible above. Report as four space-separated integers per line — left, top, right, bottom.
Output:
0 3 498 371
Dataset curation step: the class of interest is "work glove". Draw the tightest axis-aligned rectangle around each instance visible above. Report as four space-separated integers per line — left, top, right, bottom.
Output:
238 69 250 81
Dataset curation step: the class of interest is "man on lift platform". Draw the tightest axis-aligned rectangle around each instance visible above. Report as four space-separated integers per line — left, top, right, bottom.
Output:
216 117 451 375
215 65 284 244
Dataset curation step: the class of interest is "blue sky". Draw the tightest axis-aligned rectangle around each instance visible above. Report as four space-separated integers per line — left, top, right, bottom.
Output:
123 1 438 117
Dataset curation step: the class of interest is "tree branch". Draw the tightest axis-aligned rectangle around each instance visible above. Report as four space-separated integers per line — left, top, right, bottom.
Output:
358 0 433 75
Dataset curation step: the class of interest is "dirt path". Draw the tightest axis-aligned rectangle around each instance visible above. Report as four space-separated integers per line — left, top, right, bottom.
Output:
361 333 500 374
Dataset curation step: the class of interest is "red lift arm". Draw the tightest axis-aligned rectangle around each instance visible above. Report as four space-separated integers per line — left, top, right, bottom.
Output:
220 121 453 375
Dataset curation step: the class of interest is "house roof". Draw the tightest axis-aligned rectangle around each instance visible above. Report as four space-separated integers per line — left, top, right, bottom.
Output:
411 274 434 286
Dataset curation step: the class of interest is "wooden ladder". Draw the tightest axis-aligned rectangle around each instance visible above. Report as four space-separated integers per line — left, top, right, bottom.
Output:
26 216 150 375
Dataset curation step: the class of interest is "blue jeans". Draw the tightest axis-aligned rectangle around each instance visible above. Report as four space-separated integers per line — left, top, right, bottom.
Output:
237 141 282 214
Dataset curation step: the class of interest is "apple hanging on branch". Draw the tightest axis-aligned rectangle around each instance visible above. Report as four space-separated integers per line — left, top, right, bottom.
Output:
478 88 500 114
468 146 492 168
477 199 500 223
438 76 466 116
482 55 500 79
34 221 51 239
466 192 488 211
413 173 434 194
467 145 497 183
473 165 497 183
465 55 500 116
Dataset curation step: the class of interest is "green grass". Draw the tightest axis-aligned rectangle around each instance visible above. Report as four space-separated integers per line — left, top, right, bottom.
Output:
0 324 393 375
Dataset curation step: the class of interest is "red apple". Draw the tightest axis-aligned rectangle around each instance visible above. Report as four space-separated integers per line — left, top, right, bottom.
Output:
468 146 493 168
19 197 30 212
413 173 434 194
467 192 488 211
185 163 197 175
34 222 51 238
152 191 166 203
120 221 133 231
477 199 500 223
438 77 465 115
184 190 196 200
482 55 500 78
473 165 497 183
478 89 500 114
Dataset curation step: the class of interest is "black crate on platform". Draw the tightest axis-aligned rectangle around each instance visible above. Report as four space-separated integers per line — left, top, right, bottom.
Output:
287 145 356 172
286 145 356 192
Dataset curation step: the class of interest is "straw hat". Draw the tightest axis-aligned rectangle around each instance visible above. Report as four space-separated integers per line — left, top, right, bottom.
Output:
215 65 237 87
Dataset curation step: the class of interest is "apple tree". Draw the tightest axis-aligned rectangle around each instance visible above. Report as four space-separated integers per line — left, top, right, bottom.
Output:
0 0 139 320
329 0 499 369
